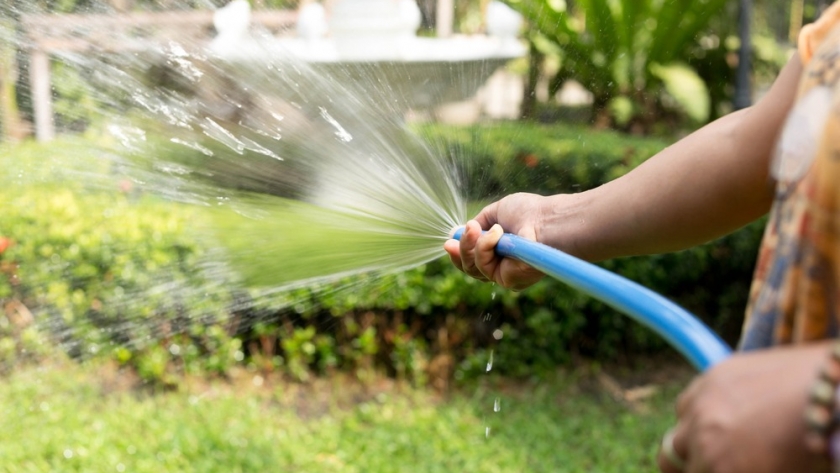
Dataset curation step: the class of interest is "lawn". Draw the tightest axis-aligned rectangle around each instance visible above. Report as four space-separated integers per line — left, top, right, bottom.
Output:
0 360 688 473
1 131 704 472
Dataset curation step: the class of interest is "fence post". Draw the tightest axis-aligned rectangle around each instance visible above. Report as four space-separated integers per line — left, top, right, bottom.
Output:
734 0 752 110
30 48 54 142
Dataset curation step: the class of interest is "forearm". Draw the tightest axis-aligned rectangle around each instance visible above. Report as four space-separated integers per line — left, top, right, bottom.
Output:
544 55 803 262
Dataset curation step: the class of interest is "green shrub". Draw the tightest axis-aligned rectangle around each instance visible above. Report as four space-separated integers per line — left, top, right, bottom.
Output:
0 140 237 381
0 124 762 385
417 121 671 200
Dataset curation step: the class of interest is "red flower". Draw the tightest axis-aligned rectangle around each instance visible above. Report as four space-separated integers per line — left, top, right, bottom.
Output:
522 154 539 168
0 237 11 254
119 179 134 193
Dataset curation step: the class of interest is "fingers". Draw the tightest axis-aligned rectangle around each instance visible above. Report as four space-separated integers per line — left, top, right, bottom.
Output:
444 220 504 285
443 238 463 269
458 220 490 282
473 201 499 230
500 259 544 291
444 219 544 289
657 422 690 473
676 375 704 418
476 224 504 282
658 378 700 473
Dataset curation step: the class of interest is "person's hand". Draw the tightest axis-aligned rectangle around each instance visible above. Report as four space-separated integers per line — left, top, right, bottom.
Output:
658 343 832 473
444 193 547 290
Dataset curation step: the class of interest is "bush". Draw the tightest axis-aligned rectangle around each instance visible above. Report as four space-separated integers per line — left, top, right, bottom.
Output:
0 140 239 381
0 124 762 385
251 123 761 380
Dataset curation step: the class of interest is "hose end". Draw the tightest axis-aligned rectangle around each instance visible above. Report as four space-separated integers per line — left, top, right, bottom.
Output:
451 226 466 240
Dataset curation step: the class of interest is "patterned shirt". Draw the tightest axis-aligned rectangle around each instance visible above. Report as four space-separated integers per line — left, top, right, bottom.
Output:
740 5 840 350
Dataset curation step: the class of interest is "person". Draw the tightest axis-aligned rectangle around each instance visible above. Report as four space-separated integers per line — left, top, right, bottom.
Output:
444 4 840 472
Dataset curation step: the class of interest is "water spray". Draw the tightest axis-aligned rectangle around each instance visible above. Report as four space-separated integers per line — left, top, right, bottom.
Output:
452 227 732 371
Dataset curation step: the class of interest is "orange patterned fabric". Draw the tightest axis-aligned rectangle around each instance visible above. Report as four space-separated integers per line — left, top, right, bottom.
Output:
740 22 840 349
799 1 840 65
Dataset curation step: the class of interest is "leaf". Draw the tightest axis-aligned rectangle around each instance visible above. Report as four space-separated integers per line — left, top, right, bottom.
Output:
649 0 728 64
608 96 634 126
649 62 710 122
577 0 620 61
617 0 650 54
666 0 730 65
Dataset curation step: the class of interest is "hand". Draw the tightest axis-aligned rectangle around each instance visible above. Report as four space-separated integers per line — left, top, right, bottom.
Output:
444 193 547 290
658 343 832 473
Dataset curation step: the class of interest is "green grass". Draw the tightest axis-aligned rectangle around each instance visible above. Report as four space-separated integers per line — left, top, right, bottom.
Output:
0 361 686 473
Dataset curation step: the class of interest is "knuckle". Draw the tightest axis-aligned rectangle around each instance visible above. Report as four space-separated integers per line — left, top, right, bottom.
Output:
655 453 677 473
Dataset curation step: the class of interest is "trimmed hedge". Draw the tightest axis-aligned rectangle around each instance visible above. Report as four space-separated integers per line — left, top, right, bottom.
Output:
0 124 761 386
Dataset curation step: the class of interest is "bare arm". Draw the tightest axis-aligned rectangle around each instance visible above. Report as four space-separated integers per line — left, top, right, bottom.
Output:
541 53 804 261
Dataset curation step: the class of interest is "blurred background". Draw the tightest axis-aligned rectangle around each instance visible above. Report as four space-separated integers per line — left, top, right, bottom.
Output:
0 0 817 471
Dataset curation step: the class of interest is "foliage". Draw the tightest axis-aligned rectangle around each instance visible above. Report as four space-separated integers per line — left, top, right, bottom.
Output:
52 62 99 133
0 139 240 381
0 361 683 472
507 0 730 127
419 121 671 200
0 123 763 385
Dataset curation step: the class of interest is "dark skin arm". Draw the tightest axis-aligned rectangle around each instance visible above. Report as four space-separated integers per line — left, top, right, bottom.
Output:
657 342 831 473
445 54 803 290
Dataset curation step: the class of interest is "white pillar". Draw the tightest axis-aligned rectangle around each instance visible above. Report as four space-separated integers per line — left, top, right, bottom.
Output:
30 49 54 142
436 0 453 37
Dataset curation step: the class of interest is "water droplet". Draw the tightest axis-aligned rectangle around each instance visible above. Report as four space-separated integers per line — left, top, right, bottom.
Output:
486 350 494 372
319 106 353 142
494 397 501 412
485 427 491 438
492 329 504 340
491 292 496 300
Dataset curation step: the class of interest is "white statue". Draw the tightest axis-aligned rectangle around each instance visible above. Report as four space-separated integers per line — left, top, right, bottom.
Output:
210 0 252 56
486 1 523 39
297 3 328 42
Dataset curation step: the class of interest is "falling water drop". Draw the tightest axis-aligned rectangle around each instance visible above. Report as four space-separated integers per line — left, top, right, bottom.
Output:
486 349 494 372
494 397 501 412
485 427 491 438
491 291 496 300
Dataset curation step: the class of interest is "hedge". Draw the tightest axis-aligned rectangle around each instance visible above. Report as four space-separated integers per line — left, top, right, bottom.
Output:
0 123 762 386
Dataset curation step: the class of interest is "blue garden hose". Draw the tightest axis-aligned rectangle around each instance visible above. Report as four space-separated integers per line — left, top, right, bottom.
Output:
452 228 732 371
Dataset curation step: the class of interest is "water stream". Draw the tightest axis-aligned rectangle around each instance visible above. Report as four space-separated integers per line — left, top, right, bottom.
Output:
74 35 467 288
0 0 511 364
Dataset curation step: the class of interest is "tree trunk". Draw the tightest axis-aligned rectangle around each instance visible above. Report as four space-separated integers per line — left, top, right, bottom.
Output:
416 0 436 30
520 39 541 120
0 19 21 143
